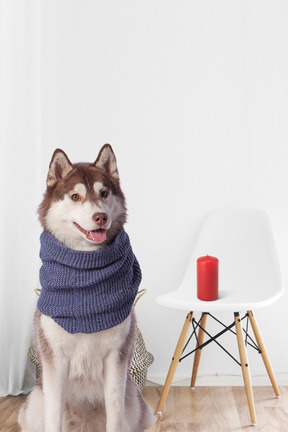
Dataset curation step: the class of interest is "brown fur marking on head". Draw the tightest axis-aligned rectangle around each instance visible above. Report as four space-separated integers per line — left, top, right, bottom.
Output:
94 144 119 180
47 149 73 187
38 145 127 244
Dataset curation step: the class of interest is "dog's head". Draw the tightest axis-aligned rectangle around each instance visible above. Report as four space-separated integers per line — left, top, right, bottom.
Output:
39 144 127 250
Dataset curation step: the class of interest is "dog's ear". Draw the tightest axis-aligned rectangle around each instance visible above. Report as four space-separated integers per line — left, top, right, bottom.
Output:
47 149 73 187
94 144 119 180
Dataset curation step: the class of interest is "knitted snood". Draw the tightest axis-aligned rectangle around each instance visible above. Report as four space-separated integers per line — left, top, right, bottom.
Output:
37 230 141 334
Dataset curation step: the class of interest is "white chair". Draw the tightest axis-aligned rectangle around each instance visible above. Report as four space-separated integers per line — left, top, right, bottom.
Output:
156 209 283 425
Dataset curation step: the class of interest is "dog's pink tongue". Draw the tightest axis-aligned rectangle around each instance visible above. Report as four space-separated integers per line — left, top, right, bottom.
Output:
87 229 107 243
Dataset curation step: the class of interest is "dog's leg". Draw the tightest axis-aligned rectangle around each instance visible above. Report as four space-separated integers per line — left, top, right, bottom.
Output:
18 385 45 432
103 350 127 432
42 356 68 432
124 378 155 432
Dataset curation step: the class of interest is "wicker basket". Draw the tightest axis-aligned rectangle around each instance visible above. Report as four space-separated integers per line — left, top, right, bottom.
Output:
129 326 154 391
28 289 153 391
28 346 40 379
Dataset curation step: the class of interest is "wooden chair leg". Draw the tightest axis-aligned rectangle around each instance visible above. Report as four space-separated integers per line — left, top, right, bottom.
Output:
190 312 208 389
234 312 256 426
248 310 280 397
156 312 193 414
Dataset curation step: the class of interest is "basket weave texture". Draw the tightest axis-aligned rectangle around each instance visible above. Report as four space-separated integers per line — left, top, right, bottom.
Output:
129 326 154 390
28 346 40 379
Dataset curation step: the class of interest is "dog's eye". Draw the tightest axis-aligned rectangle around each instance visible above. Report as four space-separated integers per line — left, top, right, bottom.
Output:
71 194 80 201
101 190 108 198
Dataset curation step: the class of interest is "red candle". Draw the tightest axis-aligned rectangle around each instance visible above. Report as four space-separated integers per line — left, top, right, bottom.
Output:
197 255 219 301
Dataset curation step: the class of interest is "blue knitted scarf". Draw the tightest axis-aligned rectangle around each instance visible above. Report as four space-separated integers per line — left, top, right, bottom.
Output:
37 230 141 334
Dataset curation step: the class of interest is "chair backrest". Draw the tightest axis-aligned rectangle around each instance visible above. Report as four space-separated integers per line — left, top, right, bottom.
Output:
178 209 283 305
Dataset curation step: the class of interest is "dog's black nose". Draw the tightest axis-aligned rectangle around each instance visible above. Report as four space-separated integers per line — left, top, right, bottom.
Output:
93 212 108 227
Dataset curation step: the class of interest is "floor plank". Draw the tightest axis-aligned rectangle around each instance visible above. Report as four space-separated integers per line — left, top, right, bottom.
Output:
1 387 288 431
0 395 26 432
142 386 288 431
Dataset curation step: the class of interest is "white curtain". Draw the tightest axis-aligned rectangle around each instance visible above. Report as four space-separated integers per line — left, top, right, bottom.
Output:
0 0 41 396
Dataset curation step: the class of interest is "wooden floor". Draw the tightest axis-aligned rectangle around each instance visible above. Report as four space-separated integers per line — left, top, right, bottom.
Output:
1 386 288 431
0 394 26 432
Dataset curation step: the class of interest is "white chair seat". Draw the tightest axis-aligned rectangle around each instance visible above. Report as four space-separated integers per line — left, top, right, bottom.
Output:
156 287 283 313
156 208 283 312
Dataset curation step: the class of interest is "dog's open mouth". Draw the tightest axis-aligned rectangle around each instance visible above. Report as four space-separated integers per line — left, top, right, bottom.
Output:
73 222 107 243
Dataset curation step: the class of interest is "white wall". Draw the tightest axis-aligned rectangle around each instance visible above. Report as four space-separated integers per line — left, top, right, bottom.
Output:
41 1 288 382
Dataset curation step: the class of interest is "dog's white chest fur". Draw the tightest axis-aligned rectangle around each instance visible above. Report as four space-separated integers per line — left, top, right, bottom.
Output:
41 313 131 404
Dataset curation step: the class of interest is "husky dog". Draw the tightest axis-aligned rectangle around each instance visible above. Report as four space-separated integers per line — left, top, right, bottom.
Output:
19 145 154 432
